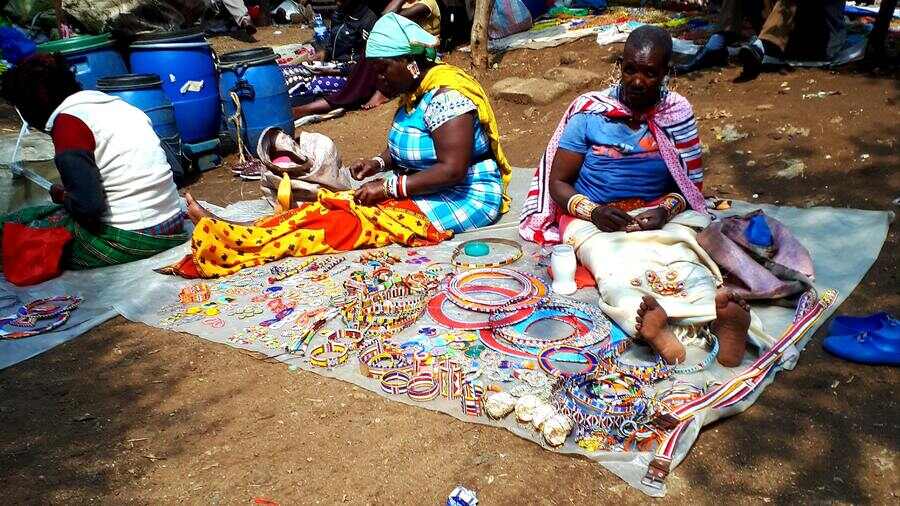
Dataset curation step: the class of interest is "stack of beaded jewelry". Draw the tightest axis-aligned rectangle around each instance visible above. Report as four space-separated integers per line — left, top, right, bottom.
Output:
566 194 600 221
445 268 547 313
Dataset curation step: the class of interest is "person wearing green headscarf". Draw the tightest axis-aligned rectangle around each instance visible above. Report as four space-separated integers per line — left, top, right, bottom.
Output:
350 13 514 232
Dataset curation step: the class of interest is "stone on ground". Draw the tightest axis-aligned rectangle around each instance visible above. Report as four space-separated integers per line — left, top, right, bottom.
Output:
544 67 601 88
491 77 569 105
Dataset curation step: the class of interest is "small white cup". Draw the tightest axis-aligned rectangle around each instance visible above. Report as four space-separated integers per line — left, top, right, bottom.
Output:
550 244 578 295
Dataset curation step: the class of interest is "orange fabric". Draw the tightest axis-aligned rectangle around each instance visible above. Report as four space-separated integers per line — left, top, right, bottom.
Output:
184 190 450 278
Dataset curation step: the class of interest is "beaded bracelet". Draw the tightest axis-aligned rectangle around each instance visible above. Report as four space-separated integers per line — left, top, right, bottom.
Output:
308 341 349 368
658 193 687 221
358 342 410 379
566 194 599 221
427 285 535 330
450 239 524 269
537 345 600 379
447 268 533 309
438 359 464 399
446 269 547 313
407 372 441 401
381 370 411 395
327 329 366 349
0 311 70 340
18 295 82 320
460 382 485 417
673 330 719 375
601 339 675 384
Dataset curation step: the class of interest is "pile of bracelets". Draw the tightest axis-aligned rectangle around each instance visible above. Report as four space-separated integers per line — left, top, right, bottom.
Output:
489 297 613 353
0 295 82 340
445 268 547 313
551 372 657 441
450 239 524 269
599 339 675 384
358 340 412 379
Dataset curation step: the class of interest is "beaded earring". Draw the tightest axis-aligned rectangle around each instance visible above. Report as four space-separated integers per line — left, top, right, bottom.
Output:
407 61 421 79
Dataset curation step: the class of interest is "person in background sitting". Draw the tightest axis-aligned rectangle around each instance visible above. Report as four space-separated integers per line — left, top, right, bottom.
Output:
676 0 846 79
0 54 187 270
382 0 442 37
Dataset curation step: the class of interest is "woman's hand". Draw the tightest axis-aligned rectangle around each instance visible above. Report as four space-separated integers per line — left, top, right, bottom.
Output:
349 159 383 181
590 205 635 232
353 180 387 206
632 207 668 231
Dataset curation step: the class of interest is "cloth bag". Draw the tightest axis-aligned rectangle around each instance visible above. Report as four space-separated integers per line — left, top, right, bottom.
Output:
697 210 815 301
2 222 72 286
489 0 533 39
257 127 351 208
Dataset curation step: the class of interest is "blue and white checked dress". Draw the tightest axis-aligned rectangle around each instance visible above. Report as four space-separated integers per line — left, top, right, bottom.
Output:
387 89 503 233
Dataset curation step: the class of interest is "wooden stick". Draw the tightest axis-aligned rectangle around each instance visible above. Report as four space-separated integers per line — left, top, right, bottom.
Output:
470 0 492 68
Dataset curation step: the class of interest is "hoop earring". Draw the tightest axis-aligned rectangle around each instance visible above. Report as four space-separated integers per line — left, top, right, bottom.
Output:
407 61 421 79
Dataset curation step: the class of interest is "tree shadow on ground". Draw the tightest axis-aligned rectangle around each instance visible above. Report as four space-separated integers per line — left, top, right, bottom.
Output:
0 319 243 503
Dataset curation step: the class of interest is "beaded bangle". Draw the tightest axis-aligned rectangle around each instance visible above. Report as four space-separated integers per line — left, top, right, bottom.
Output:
566 194 599 221
17 295 82 320
446 268 547 313
460 382 485 417
360 349 408 378
601 339 675 384
327 329 365 349
399 175 408 198
428 285 534 330
381 371 411 395
308 341 349 368
538 345 600 379
407 372 441 401
450 239 524 269
0 311 70 340
438 359 464 399
658 193 687 221
673 330 719 375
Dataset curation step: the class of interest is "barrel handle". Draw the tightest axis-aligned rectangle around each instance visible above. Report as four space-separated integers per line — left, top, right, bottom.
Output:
130 42 211 50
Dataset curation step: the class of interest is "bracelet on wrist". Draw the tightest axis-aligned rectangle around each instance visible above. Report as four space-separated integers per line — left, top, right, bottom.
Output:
372 155 386 171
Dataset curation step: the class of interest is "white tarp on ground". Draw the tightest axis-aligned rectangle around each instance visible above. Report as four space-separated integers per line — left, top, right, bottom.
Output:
0 169 893 495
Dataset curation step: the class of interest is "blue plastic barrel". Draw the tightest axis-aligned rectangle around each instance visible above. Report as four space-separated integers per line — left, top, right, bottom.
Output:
96 74 181 151
37 34 128 90
128 29 220 144
218 48 294 155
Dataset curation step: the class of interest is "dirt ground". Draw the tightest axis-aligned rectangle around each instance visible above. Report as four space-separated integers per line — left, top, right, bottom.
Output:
1 25 899 504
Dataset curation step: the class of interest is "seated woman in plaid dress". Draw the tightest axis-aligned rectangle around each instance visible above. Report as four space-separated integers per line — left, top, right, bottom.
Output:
177 14 512 278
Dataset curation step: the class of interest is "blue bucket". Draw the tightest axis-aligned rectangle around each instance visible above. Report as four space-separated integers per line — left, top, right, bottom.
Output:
128 29 220 144
37 34 128 90
218 48 294 155
96 74 181 151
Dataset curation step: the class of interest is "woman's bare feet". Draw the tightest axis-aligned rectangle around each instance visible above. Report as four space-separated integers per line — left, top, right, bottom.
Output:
184 193 213 224
361 90 389 110
636 295 686 364
711 290 751 367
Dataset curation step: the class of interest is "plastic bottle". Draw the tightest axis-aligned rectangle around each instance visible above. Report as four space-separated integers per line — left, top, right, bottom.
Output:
312 14 329 45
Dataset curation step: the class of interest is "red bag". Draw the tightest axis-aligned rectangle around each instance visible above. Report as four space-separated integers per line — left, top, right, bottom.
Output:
2 222 72 286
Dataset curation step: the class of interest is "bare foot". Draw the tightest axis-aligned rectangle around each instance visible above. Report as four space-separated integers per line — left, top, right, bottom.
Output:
636 295 686 364
712 290 751 367
361 90 389 110
184 193 213 224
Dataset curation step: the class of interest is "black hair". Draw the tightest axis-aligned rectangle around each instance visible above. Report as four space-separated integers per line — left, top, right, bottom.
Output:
0 53 82 107
623 25 673 66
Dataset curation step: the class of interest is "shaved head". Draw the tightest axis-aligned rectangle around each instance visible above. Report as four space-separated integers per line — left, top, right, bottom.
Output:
623 25 673 67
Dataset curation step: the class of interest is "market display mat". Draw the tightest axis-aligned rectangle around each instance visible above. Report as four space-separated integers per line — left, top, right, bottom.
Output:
0 186 891 495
